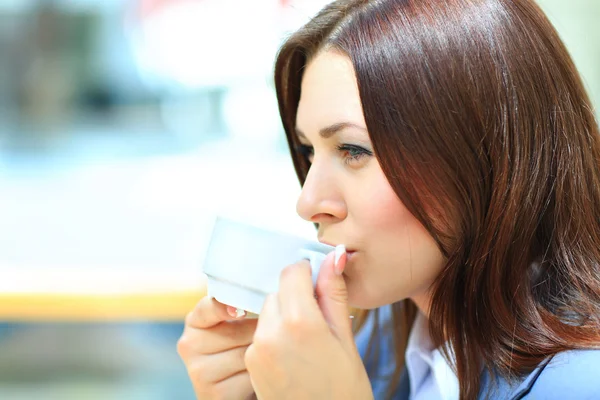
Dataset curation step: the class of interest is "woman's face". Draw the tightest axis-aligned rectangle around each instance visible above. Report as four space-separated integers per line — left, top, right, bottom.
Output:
295 50 445 311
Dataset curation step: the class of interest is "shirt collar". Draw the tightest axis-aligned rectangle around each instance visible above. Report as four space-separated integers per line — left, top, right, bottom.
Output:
405 311 459 400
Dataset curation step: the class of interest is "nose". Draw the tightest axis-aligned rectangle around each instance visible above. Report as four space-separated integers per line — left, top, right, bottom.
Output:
296 160 347 224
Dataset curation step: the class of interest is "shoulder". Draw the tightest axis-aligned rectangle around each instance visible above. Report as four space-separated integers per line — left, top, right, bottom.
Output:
526 349 600 397
481 349 600 399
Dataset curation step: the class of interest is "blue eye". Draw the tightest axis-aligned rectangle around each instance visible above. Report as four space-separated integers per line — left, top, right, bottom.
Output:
295 143 372 166
296 144 314 160
336 144 373 164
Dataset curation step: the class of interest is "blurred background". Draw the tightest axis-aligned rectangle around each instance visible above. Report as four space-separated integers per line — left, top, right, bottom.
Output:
0 0 598 399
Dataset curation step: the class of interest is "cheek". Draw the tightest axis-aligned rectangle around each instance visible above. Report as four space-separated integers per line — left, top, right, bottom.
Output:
347 169 445 307
368 179 442 268
361 172 414 229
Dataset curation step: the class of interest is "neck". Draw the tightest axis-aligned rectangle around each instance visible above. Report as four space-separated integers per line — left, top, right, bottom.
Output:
411 290 432 319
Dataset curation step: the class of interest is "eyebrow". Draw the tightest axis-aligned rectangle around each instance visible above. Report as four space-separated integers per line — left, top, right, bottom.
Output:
295 122 367 140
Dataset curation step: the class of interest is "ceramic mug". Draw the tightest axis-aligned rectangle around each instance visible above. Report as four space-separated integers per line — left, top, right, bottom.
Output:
202 217 334 315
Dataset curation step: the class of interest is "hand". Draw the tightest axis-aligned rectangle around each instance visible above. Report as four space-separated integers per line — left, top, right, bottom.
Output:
178 296 258 400
244 249 374 400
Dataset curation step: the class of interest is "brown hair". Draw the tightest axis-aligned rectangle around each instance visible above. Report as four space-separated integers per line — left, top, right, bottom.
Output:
274 0 600 398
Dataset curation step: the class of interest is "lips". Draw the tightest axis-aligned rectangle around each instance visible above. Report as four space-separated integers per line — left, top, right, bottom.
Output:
318 239 356 255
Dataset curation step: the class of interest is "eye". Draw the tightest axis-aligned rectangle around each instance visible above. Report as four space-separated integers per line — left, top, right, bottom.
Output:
296 144 314 163
336 144 373 165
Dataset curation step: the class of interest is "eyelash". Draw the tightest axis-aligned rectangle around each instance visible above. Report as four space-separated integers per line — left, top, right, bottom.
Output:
296 144 373 165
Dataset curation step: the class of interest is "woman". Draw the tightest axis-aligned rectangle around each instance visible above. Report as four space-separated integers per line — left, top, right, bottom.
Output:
178 0 600 398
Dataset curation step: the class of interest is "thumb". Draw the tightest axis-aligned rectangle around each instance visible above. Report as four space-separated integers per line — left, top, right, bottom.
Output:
315 245 353 343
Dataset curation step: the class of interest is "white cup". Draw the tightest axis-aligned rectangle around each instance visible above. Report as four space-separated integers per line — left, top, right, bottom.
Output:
202 217 335 315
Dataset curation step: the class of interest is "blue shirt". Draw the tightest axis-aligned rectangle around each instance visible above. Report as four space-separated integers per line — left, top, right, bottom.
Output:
404 312 458 400
355 306 600 399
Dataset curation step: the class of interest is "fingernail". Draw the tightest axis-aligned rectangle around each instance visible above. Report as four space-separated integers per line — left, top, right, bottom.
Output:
227 306 246 318
334 244 346 275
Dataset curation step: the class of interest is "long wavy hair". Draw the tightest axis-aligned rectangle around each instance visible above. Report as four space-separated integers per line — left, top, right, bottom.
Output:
274 0 600 398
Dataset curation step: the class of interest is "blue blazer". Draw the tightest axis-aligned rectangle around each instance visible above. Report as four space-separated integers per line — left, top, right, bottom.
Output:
355 309 600 399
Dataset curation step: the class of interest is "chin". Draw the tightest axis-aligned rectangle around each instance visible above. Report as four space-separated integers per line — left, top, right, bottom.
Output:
347 286 391 310
346 277 407 309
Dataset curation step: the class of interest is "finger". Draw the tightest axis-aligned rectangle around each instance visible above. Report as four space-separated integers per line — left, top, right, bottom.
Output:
191 370 254 400
181 319 258 355
255 293 280 330
186 296 243 329
213 371 254 400
188 345 249 384
315 247 354 344
277 261 319 317
254 293 280 338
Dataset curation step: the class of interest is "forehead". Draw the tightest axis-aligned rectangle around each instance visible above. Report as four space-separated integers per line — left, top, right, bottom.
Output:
296 51 366 131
